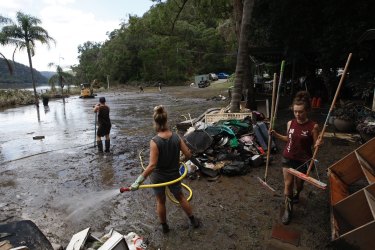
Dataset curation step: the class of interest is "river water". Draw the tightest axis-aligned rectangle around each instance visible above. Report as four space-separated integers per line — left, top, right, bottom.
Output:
0 96 97 163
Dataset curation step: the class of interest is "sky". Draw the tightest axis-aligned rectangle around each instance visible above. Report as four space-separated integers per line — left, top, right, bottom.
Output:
0 0 154 71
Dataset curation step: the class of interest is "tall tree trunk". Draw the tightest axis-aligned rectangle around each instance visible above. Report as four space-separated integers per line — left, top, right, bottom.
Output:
233 0 243 42
230 0 255 112
26 42 38 107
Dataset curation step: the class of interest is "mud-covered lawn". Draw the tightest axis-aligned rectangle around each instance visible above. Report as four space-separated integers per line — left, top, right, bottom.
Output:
0 84 361 249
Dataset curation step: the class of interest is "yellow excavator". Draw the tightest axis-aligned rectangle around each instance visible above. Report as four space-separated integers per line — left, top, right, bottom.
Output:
79 83 95 98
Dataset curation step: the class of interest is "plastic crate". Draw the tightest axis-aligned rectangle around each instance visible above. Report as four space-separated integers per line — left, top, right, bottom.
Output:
205 112 252 124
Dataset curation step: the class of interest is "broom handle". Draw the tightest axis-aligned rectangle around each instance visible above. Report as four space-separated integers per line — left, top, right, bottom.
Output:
273 60 285 122
94 112 97 147
306 53 353 176
264 73 278 180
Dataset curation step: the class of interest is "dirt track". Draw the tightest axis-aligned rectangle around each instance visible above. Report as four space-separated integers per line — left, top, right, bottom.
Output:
0 85 361 249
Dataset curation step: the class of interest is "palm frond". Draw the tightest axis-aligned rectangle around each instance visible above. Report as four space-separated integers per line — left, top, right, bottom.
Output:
0 52 14 75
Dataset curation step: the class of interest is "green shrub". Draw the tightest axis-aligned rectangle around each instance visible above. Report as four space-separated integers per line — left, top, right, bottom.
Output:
0 89 35 107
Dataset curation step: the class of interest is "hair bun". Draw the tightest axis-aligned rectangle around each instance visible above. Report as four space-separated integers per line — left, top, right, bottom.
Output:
295 91 310 101
154 105 164 114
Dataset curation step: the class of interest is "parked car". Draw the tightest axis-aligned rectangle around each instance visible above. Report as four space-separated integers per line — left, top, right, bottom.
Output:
198 79 210 88
208 73 218 81
217 72 229 79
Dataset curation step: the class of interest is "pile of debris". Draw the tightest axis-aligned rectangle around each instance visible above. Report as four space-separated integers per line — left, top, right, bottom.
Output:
178 109 276 178
0 220 147 250
66 228 147 250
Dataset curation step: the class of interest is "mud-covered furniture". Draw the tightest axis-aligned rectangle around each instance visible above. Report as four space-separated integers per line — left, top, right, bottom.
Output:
328 137 375 250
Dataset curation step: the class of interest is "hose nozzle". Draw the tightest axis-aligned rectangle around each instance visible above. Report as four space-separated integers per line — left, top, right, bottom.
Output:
120 187 130 193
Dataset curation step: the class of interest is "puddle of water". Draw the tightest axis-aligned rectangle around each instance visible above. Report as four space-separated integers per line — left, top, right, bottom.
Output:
0 97 97 162
57 189 121 221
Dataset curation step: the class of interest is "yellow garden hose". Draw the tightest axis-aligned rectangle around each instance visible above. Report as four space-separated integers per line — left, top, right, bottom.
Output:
120 149 193 203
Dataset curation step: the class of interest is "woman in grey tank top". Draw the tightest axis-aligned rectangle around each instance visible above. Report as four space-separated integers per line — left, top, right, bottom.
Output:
129 105 200 233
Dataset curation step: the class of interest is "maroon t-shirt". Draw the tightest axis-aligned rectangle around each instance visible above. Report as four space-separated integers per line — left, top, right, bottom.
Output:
282 119 316 162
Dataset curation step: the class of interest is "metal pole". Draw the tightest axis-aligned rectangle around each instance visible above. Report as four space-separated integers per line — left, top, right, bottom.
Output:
107 75 110 90
94 112 97 147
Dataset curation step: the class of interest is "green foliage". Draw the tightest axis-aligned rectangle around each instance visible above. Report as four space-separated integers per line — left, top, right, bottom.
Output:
71 0 375 96
74 0 236 85
0 89 35 106
357 117 375 135
48 63 74 93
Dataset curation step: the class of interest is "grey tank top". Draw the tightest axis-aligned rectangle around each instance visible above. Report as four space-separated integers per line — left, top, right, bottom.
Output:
150 132 181 184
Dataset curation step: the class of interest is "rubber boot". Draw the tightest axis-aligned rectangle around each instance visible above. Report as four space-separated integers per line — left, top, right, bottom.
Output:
97 140 103 153
189 215 200 228
281 196 293 225
105 140 110 153
161 223 169 234
292 191 300 204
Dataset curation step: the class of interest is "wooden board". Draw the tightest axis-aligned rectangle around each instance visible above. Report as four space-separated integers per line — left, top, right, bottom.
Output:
336 221 375 250
329 170 349 205
334 190 373 230
329 152 364 185
356 137 375 167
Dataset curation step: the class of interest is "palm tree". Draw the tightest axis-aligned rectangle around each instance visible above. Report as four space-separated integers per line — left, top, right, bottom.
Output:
230 0 255 112
48 63 73 96
1 12 55 106
0 15 14 74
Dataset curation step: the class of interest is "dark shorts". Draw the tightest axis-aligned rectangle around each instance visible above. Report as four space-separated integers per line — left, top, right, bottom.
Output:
282 157 309 174
152 181 182 196
97 124 111 137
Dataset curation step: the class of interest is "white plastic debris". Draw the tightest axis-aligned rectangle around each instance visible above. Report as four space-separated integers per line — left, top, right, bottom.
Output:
124 232 147 250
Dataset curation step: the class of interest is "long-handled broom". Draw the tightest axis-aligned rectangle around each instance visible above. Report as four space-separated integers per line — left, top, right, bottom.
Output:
287 53 353 190
257 73 277 191
257 60 285 191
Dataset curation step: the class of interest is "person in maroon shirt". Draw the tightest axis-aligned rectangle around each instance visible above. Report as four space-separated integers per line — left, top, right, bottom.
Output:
272 91 321 225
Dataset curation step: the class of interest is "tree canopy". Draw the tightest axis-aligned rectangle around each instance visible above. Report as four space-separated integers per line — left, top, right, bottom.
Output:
2 1 375 103
72 0 375 102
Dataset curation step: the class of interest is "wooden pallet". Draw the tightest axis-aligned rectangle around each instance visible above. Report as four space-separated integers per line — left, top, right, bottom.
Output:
205 112 252 124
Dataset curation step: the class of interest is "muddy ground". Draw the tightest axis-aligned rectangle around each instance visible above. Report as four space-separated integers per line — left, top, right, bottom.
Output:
0 84 362 249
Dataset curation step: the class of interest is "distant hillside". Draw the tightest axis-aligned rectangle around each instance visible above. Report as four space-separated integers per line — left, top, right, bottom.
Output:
0 58 48 85
40 71 55 79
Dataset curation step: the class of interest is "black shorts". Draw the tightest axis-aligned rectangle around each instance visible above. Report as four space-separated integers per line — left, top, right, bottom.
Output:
97 124 111 137
152 182 182 196
282 157 309 174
